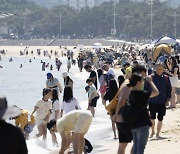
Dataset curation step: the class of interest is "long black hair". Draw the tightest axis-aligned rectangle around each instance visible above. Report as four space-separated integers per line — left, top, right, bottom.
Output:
97 69 103 80
52 89 59 103
63 87 74 103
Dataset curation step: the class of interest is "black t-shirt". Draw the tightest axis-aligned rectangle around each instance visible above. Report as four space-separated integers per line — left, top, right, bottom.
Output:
104 89 117 102
0 121 28 154
90 71 98 89
129 90 151 129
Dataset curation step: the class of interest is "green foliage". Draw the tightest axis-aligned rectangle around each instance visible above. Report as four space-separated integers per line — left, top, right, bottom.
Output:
0 0 180 39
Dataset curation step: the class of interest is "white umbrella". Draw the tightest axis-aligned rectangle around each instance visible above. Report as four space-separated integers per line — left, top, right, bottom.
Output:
155 36 177 45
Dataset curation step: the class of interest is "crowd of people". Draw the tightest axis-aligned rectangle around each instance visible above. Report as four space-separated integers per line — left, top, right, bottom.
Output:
0 43 180 154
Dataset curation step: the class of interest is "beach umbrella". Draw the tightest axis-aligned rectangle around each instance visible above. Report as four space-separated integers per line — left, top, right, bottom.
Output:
153 44 172 61
155 36 177 45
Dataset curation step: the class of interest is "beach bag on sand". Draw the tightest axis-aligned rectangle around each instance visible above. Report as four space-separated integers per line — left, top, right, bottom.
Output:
105 89 120 115
84 138 93 153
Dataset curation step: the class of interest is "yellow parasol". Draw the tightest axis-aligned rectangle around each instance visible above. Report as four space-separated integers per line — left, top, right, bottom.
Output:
153 44 172 61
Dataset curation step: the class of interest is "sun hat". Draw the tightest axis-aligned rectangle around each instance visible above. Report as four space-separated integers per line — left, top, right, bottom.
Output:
0 97 21 120
62 72 68 78
47 72 53 79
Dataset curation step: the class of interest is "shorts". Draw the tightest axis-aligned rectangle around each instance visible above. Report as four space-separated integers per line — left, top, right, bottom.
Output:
35 118 46 127
74 113 92 134
116 122 132 143
149 103 166 121
89 96 99 107
176 87 180 95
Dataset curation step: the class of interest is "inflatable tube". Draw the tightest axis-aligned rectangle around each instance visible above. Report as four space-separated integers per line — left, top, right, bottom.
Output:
153 44 172 61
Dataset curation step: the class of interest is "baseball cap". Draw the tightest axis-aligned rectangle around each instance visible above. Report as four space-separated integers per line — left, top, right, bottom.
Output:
0 97 21 120
47 73 53 79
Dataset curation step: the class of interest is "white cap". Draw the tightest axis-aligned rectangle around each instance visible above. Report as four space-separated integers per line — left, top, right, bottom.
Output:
62 72 68 78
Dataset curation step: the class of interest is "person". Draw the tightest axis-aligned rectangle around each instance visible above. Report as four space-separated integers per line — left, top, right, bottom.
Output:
46 73 62 94
144 62 172 138
103 79 118 139
67 57 71 72
0 97 28 154
48 89 60 146
42 62 46 71
77 54 84 72
84 65 98 89
164 56 179 108
32 88 52 139
126 73 159 154
15 109 35 139
47 110 92 154
114 64 147 154
103 64 115 85
86 78 99 117
97 69 106 99
61 87 79 117
62 72 73 89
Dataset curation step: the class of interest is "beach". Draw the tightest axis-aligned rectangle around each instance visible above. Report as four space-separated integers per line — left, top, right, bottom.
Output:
0 45 180 154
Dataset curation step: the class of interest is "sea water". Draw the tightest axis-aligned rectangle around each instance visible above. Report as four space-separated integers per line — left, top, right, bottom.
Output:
0 55 115 154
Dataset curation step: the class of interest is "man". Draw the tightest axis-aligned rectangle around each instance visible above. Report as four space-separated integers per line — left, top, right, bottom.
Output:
46 73 62 93
84 65 98 89
0 97 28 154
48 110 92 154
144 62 172 138
114 64 147 154
103 64 115 84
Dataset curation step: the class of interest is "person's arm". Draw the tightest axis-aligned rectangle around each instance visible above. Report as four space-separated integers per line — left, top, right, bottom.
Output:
46 80 48 88
44 111 51 123
146 76 159 98
57 81 63 93
55 110 60 121
31 106 38 115
166 76 172 100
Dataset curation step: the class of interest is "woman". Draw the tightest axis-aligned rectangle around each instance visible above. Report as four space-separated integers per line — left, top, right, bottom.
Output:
60 87 79 117
86 78 99 117
46 73 62 94
32 88 52 140
62 72 73 89
165 56 179 108
48 90 60 146
127 73 159 154
97 69 106 99
103 79 118 139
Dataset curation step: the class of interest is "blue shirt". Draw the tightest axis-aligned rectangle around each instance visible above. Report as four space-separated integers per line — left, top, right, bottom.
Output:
144 73 172 104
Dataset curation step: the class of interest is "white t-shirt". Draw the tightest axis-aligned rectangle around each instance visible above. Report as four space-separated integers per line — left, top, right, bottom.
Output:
35 99 52 120
50 100 60 120
61 98 78 114
107 68 115 76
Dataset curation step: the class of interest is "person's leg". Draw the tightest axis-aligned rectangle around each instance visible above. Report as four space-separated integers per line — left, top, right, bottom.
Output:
89 106 95 117
150 119 155 137
78 133 85 154
59 131 71 154
156 121 163 138
72 133 79 154
50 130 57 145
170 87 176 108
36 124 44 137
118 143 128 154
110 116 117 139
42 124 47 140
136 126 149 154
131 129 138 154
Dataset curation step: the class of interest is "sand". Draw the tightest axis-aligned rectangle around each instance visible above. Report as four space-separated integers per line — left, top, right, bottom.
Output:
1 46 180 154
